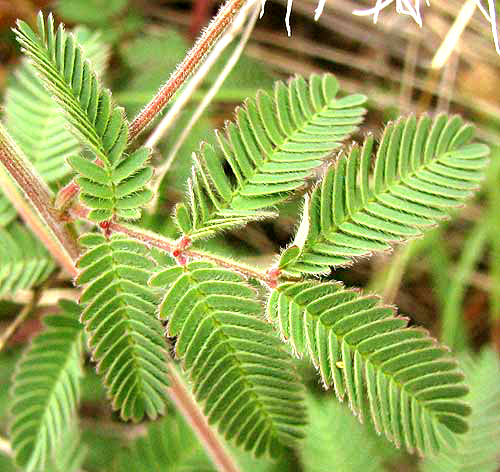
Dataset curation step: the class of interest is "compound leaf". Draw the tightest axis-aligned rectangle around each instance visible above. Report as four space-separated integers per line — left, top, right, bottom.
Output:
267 281 471 455
14 13 152 222
288 115 489 275
10 301 83 472
180 74 366 240
152 261 307 456
76 233 169 421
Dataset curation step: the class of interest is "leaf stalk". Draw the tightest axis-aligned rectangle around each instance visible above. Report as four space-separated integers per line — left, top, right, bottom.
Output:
0 124 78 274
167 365 241 472
128 0 245 141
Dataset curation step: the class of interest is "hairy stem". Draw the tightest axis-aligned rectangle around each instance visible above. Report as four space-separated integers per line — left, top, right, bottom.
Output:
149 0 260 209
128 0 245 141
145 0 258 150
113 222 270 280
69 204 271 282
167 364 241 472
0 124 78 274
113 221 269 281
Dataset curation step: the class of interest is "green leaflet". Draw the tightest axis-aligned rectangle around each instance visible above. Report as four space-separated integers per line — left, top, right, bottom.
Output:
1 27 109 227
151 261 307 456
76 233 169 421
287 114 490 275
0 222 55 298
14 13 153 222
266 281 471 456
421 348 500 472
69 147 154 221
278 245 301 270
5 26 108 182
181 74 366 240
14 13 125 165
10 301 83 472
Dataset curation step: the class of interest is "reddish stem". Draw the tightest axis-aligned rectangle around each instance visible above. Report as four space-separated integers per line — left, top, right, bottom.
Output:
0 125 79 274
128 0 244 141
112 220 269 280
70 204 270 282
167 366 240 472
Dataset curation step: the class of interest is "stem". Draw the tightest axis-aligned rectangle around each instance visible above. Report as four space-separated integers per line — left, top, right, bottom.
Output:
69 204 271 282
145 0 258 150
0 124 78 274
149 0 260 209
128 0 245 141
167 364 241 472
112 221 269 281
